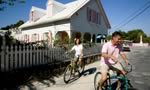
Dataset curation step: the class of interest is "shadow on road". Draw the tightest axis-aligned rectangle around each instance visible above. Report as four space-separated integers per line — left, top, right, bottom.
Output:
65 67 97 84
0 63 67 90
81 67 97 76
66 74 80 84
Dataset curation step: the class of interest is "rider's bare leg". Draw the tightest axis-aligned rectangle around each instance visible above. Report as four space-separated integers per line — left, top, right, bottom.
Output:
98 71 107 90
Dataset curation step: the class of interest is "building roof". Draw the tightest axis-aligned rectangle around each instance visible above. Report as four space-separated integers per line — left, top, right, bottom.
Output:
20 0 111 29
31 6 46 13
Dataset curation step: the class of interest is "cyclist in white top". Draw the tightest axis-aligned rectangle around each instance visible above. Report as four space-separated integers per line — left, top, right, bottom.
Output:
70 38 83 69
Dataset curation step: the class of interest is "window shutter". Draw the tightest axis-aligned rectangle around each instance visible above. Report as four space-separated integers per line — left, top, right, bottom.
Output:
87 7 90 21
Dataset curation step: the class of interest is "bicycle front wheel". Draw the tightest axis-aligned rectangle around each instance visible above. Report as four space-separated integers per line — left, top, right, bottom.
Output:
64 65 72 84
94 72 109 90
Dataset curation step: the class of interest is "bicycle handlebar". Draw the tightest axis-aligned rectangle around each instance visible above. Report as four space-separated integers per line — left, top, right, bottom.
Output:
119 62 132 73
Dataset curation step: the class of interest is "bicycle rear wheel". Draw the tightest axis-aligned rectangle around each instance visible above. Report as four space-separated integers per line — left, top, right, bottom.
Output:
94 72 110 90
64 65 72 84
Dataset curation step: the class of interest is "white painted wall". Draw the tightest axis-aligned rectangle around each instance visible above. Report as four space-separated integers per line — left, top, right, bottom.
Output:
46 0 65 17
70 0 108 36
53 3 65 15
32 10 45 22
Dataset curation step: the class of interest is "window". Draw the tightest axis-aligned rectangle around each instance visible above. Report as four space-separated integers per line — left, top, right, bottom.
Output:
92 10 97 23
24 34 29 43
87 7 101 25
87 8 92 21
43 32 49 41
32 33 37 42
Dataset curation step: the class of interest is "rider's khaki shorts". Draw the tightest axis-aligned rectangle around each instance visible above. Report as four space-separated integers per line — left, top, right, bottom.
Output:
100 62 123 73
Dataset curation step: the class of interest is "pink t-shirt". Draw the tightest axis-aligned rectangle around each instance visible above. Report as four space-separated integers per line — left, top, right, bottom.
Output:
100 41 123 65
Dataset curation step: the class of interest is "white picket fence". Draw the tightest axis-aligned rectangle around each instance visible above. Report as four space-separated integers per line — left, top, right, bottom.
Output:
0 44 70 72
0 36 102 72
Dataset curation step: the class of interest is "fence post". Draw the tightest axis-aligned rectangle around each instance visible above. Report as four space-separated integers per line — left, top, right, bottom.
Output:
22 44 26 68
15 45 18 69
29 45 32 67
36 46 39 65
10 45 14 70
26 45 29 67
5 46 9 71
1 36 6 72
18 45 22 68
33 45 36 66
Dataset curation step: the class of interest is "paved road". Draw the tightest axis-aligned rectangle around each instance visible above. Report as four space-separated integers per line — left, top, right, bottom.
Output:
30 47 150 90
126 47 150 90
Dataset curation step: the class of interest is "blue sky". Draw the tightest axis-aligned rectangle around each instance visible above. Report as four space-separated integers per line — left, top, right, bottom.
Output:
0 0 150 35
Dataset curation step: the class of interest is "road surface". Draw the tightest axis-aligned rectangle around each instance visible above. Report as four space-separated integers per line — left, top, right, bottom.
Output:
39 47 150 90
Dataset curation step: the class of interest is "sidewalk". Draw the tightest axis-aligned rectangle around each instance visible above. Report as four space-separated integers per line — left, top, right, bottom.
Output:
43 61 101 90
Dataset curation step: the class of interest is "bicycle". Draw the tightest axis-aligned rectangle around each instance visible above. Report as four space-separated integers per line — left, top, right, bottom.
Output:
94 62 133 90
63 52 85 84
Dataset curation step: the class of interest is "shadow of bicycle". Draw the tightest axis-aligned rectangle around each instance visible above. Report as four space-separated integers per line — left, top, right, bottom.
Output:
81 67 97 76
66 67 97 84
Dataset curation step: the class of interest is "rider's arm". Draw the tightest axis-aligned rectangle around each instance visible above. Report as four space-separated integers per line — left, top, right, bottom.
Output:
70 46 75 52
102 53 117 62
101 44 117 62
120 52 129 65
79 45 83 58
119 45 129 65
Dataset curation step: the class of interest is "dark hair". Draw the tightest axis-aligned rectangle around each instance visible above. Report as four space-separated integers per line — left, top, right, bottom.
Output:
74 38 81 45
112 31 122 37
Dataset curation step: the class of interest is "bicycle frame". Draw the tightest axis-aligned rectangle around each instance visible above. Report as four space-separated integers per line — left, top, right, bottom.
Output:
106 62 132 90
105 75 129 90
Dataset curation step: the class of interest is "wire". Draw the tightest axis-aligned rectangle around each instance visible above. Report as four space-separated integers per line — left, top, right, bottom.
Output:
113 1 150 29
117 4 150 29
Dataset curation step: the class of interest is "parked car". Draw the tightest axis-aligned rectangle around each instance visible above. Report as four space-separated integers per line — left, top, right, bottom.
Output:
122 44 131 52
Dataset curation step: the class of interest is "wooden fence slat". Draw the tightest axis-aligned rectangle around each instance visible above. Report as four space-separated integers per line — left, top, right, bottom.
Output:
1 46 5 72
19 45 22 69
15 46 18 69
26 46 28 67
39 48 41 65
36 48 38 65
29 45 32 67
10 45 14 70
5 46 9 71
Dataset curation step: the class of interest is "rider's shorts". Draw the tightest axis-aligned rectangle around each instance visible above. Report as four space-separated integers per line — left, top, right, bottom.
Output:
100 62 123 73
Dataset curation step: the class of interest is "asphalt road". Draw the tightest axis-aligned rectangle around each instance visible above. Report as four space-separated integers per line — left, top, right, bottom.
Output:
126 47 150 90
22 47 150 90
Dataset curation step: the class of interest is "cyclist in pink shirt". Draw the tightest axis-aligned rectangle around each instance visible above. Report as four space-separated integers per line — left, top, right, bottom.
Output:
98 31 129 90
